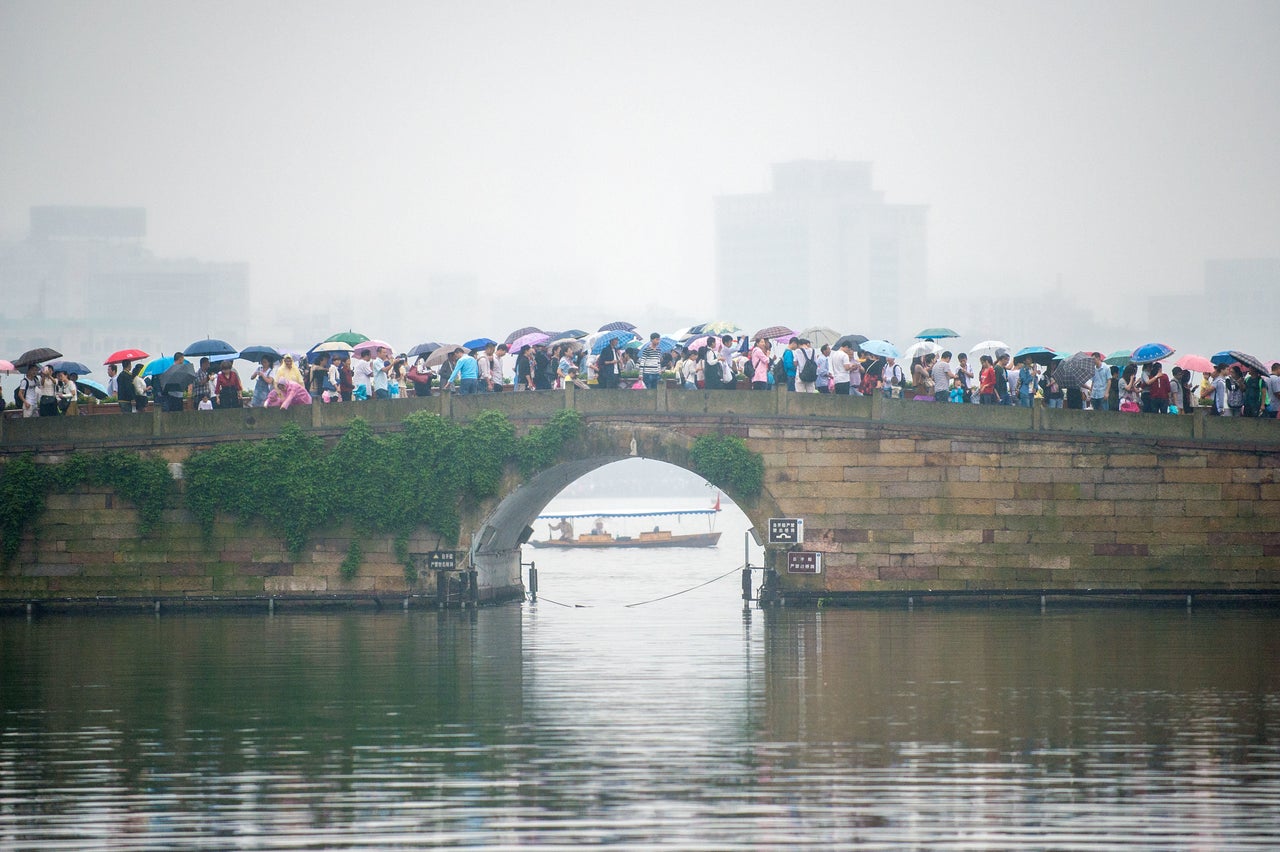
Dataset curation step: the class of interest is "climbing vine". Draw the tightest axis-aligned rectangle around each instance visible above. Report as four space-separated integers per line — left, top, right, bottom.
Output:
0 409 586 573
689 433 764 499
0 450 173 567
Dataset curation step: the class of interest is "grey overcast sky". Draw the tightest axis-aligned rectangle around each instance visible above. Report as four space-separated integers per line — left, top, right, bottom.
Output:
2 0 1278 329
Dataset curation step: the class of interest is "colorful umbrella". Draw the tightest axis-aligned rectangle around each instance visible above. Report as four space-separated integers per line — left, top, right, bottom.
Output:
239 345 282 363
1175 354 1214 374
407 342 443 358
1104 349 1132 367
859 339 900 359
12 347 61 368
1012 346 1058 366
915 327 960 340
307 341 353 362
75 378 109 399
325 330 369 346
1130 342 1175 364
184 338 238 358
690 320 741 336
504 326 542 346
591 330 640 355
104 348 149 365
1053 352 1096 388
48 360 91 376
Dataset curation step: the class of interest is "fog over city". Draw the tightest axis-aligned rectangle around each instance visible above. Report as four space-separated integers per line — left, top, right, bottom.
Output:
2 0 1278 361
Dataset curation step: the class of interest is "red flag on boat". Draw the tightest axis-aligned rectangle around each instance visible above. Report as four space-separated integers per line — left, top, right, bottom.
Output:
713 493 721 512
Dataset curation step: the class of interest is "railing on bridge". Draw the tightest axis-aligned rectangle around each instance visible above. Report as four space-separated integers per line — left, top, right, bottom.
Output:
4 384 1279 452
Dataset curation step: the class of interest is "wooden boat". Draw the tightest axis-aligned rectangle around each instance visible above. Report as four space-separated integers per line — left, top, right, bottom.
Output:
530 529 722 549
530 499 723 549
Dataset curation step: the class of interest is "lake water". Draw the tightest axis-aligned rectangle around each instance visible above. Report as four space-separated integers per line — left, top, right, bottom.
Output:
2 505 1279 849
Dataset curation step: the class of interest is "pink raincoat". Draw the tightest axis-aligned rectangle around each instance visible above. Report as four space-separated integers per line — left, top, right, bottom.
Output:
265 379 312 409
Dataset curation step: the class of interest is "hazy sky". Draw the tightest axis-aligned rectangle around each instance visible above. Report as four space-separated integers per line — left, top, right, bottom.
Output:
3 0 1278 336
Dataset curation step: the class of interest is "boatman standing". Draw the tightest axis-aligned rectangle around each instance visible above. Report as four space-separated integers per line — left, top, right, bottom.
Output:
549 518 574 541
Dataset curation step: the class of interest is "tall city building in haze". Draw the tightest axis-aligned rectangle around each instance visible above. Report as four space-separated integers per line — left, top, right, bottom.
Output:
715 160 927 337
0 207 248 366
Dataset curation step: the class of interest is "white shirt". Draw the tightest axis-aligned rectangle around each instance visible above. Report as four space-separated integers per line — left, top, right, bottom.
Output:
829 349 852 384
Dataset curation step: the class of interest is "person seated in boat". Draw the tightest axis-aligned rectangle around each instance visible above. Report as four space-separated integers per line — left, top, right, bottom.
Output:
592 518 609 536
549 518 574 541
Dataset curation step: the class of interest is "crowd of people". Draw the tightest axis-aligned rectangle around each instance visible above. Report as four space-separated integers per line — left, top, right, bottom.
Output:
7 335 1280 419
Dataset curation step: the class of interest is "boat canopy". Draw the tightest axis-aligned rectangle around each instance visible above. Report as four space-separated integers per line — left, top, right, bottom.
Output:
536 508 718 521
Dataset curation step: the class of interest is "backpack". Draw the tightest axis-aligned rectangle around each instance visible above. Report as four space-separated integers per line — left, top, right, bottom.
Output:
772 357 788 384
799 349 817 383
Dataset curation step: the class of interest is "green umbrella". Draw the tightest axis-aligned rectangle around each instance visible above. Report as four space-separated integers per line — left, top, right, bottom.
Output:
915 327 960 340
325 330 369 346
1104 349 1131 367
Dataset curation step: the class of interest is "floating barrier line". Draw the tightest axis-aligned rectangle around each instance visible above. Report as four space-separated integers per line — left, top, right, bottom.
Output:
625 565 745 608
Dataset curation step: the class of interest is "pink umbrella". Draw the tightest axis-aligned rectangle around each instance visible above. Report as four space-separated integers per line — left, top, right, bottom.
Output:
1175 354 1214 374
265 379 312 409
352 339 393 354
0 359 14 374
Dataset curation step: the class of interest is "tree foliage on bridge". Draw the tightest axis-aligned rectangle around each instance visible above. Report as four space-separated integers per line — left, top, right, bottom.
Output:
183 409 583 564
688 433 764 500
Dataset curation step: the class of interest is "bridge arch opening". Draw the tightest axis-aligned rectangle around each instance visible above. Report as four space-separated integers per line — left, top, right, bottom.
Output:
471 457 762 605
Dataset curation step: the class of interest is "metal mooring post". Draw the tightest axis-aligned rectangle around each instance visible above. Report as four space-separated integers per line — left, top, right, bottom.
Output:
436 570 448 609
469 570 479 605
527 561 538 602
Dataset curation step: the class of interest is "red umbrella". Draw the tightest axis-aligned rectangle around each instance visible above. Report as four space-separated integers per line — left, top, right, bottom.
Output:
105 348 149 364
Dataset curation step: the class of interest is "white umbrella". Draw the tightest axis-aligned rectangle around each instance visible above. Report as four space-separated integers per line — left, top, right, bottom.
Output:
796 326 842 349
902 339 943 362
969 340 1009 360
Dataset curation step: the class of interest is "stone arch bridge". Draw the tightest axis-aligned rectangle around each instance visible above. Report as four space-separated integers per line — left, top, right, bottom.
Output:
2 386 1279 607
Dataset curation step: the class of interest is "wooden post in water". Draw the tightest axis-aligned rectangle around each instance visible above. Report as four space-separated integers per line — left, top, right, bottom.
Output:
436 570 448 609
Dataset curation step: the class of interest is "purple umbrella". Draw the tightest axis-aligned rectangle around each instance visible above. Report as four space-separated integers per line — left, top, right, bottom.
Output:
510 331 551 351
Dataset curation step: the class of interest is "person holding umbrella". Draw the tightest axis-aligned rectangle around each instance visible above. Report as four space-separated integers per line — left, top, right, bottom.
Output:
115 360 137 413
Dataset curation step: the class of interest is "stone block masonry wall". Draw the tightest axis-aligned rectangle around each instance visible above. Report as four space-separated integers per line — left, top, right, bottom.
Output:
7 487 439 603
753 423 1280 597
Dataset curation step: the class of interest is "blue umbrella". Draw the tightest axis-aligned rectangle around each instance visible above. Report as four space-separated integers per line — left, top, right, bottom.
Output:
1210 350 1236 366
142 357 175 377
48 359 91 375
591 329 640 355
1012 346 1057 366
238 345 282 363
75 378 108 399
859 339 900 359
463 337 496 351
184 338 238 358
1130 342 1174 364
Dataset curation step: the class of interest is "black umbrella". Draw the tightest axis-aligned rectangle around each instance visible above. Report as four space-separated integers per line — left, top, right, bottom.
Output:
184 338 238 358
159 361 197 392
1229 350 1269 374
13 347 61 368
1053 352 1096 389
408 341 442 358
504 326 542 346
834 334 868 350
